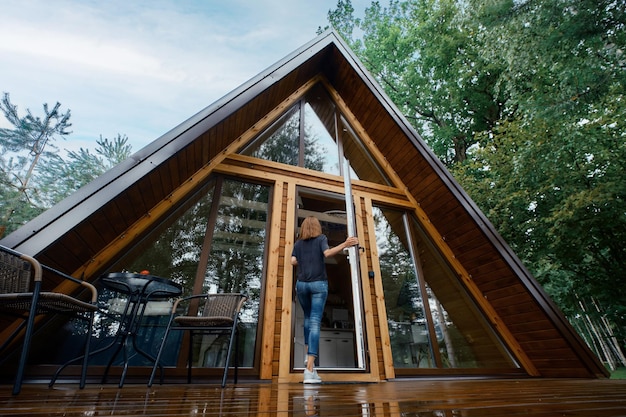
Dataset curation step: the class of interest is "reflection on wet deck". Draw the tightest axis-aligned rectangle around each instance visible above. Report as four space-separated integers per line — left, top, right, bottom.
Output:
2 378 625 416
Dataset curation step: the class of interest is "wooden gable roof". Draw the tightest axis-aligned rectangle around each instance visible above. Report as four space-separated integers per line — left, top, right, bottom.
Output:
0 30 607 378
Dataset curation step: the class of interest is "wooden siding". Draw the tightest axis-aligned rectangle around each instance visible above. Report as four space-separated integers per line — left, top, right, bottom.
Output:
271 181 290 379
358 196 388 381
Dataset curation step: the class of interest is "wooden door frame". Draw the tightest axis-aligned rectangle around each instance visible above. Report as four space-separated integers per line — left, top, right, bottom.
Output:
276 184 380 383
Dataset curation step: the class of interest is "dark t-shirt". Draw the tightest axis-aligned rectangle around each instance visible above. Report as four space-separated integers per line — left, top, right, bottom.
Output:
292 235 329 282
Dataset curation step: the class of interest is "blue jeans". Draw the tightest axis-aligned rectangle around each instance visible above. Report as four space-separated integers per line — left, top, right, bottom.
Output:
296 280 328 358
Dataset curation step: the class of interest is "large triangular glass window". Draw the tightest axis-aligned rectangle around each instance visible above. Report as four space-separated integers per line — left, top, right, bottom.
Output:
240 83 392 186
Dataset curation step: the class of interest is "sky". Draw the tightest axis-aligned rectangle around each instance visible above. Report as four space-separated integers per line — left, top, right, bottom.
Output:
0 0 369 156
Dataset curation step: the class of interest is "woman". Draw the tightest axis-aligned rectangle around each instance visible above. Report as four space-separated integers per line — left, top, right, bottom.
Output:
291 216 359 383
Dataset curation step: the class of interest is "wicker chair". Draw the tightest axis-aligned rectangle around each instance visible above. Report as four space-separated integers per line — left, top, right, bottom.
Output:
0 245 98 395
148 292 247 388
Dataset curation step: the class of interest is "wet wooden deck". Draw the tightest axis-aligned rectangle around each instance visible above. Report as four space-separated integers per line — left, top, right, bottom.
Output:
2 378 625 416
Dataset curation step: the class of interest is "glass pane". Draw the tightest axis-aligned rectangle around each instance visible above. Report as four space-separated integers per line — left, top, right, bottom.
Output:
199 179 270 368
239 83 392 186
373 206 435 368
72 181 217 367
241 106 300 166
113 182 216 290
240 84 342 176
409 217 519 369
375 205 519 371
303 103 340 176
339 116 392 186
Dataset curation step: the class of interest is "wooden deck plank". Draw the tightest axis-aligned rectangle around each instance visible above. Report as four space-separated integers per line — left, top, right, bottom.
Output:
1 379 625 416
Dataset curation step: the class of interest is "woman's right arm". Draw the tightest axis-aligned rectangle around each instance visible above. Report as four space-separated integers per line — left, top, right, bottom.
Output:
324 236 359 258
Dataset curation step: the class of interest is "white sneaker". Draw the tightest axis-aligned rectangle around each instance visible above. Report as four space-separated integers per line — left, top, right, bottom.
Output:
303 369 322 384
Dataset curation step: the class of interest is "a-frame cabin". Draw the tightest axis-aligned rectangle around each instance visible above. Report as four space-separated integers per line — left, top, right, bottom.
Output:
0 30 607 384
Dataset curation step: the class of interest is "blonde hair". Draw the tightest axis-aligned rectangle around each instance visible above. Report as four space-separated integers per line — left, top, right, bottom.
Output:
299 216 322 240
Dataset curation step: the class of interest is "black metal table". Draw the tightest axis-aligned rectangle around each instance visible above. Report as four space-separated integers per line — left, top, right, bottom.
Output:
97 272 182 387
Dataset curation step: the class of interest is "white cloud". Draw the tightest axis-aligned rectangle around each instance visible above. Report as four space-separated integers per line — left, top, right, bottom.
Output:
1 22 182 82
0 0 371 154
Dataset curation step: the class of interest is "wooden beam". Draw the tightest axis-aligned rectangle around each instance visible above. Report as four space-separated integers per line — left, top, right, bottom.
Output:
259 180 283 380
320 77 406 192
277 182 297 383
66 76 324 282
360 194 396 379
353 194 381 380
408 196 538 375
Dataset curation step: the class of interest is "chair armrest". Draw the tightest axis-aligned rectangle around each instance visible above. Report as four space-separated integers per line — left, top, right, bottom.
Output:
20 253 43 283
0 245 97 303
169 292 248 316
42 264 98 304
0 245 43 290
170 293 210 314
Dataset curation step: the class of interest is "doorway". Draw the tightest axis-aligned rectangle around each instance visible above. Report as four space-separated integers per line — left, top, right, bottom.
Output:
292 188 366 371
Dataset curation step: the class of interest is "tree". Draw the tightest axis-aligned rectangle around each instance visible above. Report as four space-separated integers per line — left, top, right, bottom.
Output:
459 0 626 340
38 134 133 206
0 93 72 236
325 0 511 164
0 94 134 237
326 0 626 350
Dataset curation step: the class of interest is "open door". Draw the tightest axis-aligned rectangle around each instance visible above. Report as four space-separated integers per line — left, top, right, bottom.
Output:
292 188 366 371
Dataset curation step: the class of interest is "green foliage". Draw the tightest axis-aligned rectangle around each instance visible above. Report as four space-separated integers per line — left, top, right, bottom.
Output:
457 0 626 338
329 0 511 164
0 93 72 234
611 367 626 379
38 134 132 206
328 0 626 341
475 0 625 121
0 93 133 237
